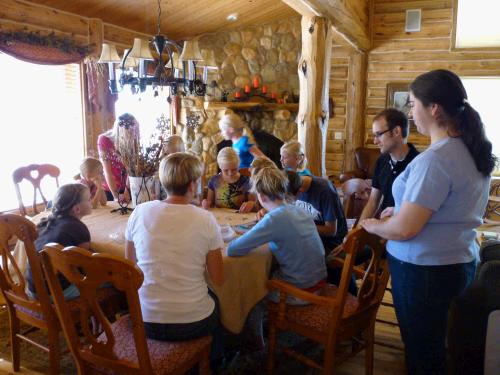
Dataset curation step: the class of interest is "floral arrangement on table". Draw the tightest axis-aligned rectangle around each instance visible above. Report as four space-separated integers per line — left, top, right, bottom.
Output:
119 114 171 177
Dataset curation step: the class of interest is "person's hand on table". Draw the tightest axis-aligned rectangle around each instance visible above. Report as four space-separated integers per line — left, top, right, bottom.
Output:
256 208 267 221
201 199 211 210
239 201 255 213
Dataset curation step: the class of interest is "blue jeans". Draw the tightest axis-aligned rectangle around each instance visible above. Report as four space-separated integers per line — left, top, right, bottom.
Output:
388 254 475 375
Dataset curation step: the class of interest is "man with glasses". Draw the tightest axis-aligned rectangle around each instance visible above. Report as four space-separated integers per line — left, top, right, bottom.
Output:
359 108 419 221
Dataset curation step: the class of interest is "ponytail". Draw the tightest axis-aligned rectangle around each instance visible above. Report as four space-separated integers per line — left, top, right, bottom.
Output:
457 102 497 177
37 183 88 231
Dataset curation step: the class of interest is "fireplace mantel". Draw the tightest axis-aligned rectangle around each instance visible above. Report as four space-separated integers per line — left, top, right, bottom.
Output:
204 101 299 112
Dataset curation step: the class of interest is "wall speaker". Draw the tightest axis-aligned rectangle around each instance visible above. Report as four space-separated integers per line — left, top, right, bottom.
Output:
405 9 421 32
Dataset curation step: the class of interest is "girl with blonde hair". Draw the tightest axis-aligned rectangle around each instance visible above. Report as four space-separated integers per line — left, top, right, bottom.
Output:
76 157 107 208
280 140 312 176
202 147 256 212
219 113 264 170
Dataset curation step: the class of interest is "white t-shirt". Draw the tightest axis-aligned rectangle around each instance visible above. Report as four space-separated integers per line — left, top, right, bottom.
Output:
125 200 224 324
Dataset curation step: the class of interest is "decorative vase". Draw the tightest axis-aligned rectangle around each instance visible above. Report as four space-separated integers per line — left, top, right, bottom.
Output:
129 175 160 207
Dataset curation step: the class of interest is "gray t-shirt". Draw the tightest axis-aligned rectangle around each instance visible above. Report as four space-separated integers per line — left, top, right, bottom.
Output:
387 137 490 265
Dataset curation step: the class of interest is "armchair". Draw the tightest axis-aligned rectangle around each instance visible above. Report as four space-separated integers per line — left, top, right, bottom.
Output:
339 147 380 183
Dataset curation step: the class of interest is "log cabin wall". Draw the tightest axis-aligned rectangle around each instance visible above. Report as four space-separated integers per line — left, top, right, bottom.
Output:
365 0 500 151
0 0 151 155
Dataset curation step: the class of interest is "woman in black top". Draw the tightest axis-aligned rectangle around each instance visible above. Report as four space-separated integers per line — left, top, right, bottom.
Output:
26 183 92 300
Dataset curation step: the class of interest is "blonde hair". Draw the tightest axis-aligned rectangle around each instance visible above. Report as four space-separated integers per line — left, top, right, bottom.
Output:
251 167 288 201
163 135 185 156
217 147 240 167
79 157 103 178
104 113 140 145
281 140 307 170
219 113 256 143
250 156 277 177
159 152 203 196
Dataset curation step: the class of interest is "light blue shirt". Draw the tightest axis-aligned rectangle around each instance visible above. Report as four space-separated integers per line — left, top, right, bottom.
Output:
387 137 490 266
227 204 327 288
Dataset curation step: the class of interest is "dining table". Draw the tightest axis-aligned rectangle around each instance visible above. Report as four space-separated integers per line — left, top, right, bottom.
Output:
11 202 273 334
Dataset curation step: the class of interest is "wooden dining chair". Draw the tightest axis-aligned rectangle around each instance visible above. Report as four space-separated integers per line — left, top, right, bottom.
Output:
0 213 64 374
341 178 371 223
40 244 212 375
12 163 60 216
0 214 123 374
266 227 390 375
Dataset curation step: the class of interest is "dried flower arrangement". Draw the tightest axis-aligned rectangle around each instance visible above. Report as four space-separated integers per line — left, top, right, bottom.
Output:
119 115 171 177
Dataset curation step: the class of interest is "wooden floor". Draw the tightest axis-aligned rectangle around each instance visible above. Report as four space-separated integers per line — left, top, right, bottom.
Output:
0 290 405 374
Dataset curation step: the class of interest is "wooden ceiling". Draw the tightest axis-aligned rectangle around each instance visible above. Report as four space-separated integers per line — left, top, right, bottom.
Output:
26 0 299 40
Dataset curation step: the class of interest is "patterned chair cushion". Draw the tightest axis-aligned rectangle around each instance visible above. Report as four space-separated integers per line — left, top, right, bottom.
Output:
97 315 212 374
270 284 359 333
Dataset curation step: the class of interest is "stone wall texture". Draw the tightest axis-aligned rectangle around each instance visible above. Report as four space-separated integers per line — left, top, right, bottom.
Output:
176 17 302 178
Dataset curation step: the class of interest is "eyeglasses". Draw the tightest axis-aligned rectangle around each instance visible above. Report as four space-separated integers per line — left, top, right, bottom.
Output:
373 128 392 138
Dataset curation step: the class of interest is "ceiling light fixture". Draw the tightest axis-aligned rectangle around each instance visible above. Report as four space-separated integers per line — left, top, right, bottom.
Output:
227 13 239 21
98 0 214 96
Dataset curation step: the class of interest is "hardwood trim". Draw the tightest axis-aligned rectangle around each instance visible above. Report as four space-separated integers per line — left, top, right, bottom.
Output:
203 101 299 112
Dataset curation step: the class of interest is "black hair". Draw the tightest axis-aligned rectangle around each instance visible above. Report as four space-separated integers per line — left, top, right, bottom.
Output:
410 69 497 176
285 170 303 196
37 183 88 231
374 108 409 138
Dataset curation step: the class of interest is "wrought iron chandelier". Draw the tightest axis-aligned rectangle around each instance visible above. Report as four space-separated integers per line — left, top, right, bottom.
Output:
98 0 216 96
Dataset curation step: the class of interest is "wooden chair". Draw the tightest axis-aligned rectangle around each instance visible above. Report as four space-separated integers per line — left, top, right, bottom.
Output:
0 213 64 374
40 244 212 375
341 178 371 223
12 164 60 216
266 228 390 375
0 214 123 374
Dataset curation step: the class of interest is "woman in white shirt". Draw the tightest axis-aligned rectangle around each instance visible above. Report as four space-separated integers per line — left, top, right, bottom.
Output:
125 152 224 359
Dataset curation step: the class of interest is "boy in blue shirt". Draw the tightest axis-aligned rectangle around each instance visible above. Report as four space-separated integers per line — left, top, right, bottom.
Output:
227 167 327 303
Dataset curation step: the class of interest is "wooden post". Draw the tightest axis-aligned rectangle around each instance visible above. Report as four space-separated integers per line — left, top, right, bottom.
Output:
297 16 333 177
344 51 367 171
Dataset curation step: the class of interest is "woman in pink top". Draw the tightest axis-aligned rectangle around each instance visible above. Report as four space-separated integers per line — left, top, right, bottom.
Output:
97 113 139 202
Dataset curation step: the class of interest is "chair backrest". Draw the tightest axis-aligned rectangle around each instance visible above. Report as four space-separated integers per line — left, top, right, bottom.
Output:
477 239 500 278
0 214 56 327
40 244 153 375
354 147 380 179
12 164 60 216
337 227 389 314
341 178 371 221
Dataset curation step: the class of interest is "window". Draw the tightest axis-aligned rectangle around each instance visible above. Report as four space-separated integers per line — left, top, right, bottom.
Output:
455 0 500 48
1 53 85 211
461 77 500 175
115 86 173 142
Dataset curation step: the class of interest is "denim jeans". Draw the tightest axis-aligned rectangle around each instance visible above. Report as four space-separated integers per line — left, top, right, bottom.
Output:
388 253 475 375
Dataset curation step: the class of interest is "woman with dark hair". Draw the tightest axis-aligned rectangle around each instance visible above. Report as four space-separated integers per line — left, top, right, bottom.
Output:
361 69 497 375
26 183 92 300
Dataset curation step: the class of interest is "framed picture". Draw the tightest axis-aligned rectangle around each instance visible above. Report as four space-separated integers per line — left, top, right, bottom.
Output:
386 82 416 133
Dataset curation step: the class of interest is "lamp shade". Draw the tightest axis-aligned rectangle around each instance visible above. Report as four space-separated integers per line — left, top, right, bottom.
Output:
129 38 154 60
198 49 218 69
98 43 120 63
121 49 139 68
179 39 203 61
171 52 184 70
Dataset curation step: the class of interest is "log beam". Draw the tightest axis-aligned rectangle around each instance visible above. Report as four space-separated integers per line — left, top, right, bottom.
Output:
297 16 333 177
282 0 370 52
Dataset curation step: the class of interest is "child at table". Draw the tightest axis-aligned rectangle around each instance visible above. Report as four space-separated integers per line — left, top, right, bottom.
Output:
219 113 264 170
202 147 256 213
280 140 312 176
26 183 93 300
125 152 225 365
76 157 107 208
227 167 327 305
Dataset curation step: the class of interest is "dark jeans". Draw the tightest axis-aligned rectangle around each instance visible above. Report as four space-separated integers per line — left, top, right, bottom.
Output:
388 253 475 375
143 292 223 361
